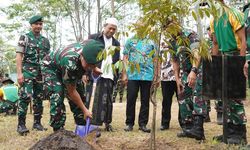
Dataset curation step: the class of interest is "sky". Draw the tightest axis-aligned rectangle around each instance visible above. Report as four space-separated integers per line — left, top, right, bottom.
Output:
0 0 246 47
0 0 139 48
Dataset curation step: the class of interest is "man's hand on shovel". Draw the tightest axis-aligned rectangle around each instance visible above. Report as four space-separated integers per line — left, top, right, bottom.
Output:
93 67 102 76
84 109 92 120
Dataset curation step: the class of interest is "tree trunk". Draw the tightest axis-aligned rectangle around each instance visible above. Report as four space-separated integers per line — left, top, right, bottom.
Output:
97 0 101 33
150 32 161 150
88 0 91 36
74 0 82 42
150 91 157 150
111 0 115 17
65 0 78 42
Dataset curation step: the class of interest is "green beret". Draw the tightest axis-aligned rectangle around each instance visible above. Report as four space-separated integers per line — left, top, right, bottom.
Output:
29 15 43 24
82 39 104 64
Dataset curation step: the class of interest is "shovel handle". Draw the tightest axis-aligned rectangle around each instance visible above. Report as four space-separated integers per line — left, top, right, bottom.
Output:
91 72 100 83
85 117 91 134
89 72 100 112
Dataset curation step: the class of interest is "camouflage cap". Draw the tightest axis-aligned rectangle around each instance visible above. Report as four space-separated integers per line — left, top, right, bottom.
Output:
29 15 43 24
82 39 104 64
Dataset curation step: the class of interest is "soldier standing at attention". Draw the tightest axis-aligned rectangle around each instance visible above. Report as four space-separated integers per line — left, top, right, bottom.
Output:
16 15 50 135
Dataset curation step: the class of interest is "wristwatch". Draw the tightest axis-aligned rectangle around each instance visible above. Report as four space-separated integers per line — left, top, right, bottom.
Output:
191 67 198 75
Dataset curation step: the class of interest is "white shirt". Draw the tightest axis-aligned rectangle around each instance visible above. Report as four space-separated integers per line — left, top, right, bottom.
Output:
101 35 114 80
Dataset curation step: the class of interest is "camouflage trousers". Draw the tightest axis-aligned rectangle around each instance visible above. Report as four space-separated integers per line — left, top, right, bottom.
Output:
225 99 247 125
206 99 223 112
211 95 247 124
218 52 247 125
207 99 247 125
18 78 44 118
85 77 114 126
177 65 207 124
42 67 86 129
112 78 125 102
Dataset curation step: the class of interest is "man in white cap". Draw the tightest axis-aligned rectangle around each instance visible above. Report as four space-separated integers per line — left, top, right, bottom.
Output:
84 17 120 132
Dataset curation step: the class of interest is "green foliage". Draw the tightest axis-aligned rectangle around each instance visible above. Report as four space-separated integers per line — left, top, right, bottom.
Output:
0 45 16 74
129 0 227 70
0 0 69 50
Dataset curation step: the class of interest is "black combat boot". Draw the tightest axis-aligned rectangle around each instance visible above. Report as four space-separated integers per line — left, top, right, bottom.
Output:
227 123 247 145
33 115 47 131
17 116 29 136
185 115 205 140
177 122 193 138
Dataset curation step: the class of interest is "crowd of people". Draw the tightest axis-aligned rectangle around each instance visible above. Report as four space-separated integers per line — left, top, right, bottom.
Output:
1 0 250 146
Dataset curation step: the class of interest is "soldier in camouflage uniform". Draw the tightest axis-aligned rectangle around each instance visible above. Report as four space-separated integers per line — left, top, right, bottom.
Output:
205 26 223 124
16 15 50 135
41 39 104 131
211 0 247 144
172 30 207 140
244 3 250 87
112 73 125 103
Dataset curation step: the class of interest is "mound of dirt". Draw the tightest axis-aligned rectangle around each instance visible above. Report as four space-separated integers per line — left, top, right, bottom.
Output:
29 130 94 150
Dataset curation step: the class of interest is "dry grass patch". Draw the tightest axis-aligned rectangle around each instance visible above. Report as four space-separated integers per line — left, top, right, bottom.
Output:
0 96 250 149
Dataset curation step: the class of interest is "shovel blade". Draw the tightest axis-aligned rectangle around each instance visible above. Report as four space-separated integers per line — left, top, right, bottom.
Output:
75 125 86 137
75 124 99 138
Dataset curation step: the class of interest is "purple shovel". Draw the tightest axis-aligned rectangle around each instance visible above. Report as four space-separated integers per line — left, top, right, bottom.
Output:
75 72 100 138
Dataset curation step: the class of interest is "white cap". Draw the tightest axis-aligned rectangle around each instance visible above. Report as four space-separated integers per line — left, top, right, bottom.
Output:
105 18 118 27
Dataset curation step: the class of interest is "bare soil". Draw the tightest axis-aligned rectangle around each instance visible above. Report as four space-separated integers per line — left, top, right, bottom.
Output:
1 94 250 150
30 130 93 150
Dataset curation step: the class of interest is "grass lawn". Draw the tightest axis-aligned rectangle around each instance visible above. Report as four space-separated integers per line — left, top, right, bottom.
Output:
0 88 250 150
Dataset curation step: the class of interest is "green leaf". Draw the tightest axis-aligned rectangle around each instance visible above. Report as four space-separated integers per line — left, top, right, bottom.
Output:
204 8 210 18
148 49 155 58
118 60 123 73
135 63 140 73
111 64 116 76
192 11 197 21
198 8 204 19
130 63 135 73
97 51 103 61
103 50 107 60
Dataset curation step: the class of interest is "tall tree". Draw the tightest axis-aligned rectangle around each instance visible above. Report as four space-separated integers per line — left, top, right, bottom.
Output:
111 0 115 17
87 0 91 35
97 0 101 32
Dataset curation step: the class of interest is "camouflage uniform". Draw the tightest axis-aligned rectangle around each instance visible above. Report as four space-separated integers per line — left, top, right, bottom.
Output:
112 73 125 103
42 42 89 129
173 31 207 140
16 31 50 120
177 50 207 123
210 6 247 144
206 38 222 122
210 9 247 126
244 6 250 87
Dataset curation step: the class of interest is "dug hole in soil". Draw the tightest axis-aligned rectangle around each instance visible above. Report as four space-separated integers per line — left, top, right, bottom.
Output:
29 130 94 150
